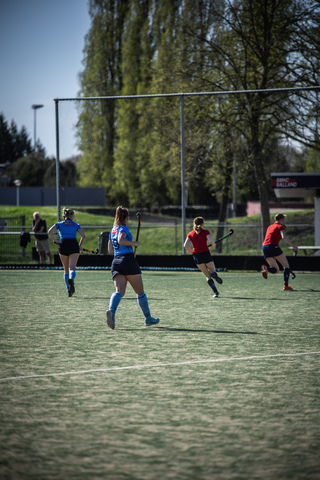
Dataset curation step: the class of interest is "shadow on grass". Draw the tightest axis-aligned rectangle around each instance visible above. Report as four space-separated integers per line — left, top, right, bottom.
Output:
225 288 320 298
120 326 269 335
155 326 268 335
78 297 167 301
224 296 291 300
119 297 166 301
72 296 108 300
294 289 320 293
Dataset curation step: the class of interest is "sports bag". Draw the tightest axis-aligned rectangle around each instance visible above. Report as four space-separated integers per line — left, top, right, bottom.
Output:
19 231 31 248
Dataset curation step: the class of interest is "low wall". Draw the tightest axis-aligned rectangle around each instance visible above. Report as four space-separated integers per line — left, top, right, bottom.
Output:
0 187 106 206
53 254 320 271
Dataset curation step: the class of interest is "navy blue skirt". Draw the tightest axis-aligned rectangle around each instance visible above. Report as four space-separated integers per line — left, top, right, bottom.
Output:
263 244 283 259
59 238 79 256
192 251 213 265
111 253 141 278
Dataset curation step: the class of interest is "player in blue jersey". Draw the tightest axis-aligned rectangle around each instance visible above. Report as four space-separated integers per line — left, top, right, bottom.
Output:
48 208 86 297
106 206 159 329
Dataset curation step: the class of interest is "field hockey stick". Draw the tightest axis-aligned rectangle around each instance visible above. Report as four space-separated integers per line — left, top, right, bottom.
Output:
82 248 99 254
289 268 296 280
215 228 234 244
134 212 141 258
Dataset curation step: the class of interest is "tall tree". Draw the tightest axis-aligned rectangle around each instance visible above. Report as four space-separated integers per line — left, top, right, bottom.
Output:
6 154 52 187
184 0 320 234
77 0 130 198
76 0 319 222
112 0 155 205
142 0 219 208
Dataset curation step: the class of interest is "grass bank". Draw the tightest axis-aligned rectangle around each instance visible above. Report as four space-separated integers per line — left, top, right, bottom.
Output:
0 206 315 262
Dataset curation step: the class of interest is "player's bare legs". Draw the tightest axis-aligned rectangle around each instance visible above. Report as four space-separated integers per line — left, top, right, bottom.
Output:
197 262 220 296
107 274 158 328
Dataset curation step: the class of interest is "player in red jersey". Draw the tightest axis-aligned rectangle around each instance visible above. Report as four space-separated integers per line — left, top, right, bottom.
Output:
261 213 299 290
183 216 222 297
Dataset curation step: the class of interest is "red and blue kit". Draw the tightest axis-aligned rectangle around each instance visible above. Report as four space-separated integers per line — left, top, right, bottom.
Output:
262 222 285 259
187 229 210 253
263 223 285 246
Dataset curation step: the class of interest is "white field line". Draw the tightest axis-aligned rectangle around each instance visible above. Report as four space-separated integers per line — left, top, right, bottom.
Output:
1 351 320 382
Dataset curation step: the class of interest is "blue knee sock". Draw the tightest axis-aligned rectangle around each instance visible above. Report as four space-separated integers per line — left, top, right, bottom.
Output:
64 273 69 290
69 270 76 281
109 292 122 313
137 293 151 319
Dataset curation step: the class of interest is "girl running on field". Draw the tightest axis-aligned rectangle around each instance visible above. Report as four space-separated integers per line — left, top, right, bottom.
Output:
183 216 223 298
48 208 86 297
106 206 159 329
261 213 299 290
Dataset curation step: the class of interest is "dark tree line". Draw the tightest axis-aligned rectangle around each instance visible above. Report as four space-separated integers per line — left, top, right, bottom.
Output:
0 113 78 187
0 113 33 164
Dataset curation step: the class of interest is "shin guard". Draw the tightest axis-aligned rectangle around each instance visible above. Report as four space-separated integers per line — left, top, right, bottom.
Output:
268 267 277 274
64 273 69 290
284 267 290 286
137 293 151 319
207 278 217 292
109 292 122 313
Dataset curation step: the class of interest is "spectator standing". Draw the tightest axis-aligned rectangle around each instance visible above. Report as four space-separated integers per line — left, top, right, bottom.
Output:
32 212 52 265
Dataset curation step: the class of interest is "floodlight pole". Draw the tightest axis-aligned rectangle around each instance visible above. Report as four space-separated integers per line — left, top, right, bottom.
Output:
180 95 186 254
14 179 21 206
31 104 44 152
232 152 237 218
55 100 61 221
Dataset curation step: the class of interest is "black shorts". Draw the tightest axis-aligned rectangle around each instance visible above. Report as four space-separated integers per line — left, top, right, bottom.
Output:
111 253 141 278
263 244 283 259
59 238 79 256
192 251 213 265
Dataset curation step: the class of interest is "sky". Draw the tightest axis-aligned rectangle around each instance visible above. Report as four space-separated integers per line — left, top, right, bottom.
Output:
0 0 91 159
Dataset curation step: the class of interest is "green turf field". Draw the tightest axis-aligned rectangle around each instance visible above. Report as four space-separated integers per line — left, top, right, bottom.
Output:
0 269 319 479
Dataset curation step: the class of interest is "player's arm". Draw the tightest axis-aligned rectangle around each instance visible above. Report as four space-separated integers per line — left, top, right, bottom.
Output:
48 225 59 245
118 231 139 247
108 239 114 254
78 228 86 251
281 230 298 252
207 234 216 248
183 237 193 254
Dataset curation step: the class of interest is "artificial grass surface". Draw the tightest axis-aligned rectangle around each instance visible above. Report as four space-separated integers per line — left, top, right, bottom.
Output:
0 270 319 479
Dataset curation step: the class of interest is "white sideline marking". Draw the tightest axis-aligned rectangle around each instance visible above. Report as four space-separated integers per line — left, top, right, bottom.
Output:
1 352 319 382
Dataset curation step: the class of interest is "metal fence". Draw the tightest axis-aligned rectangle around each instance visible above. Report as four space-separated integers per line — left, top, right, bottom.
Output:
0 219 315 264
0 216 26 261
